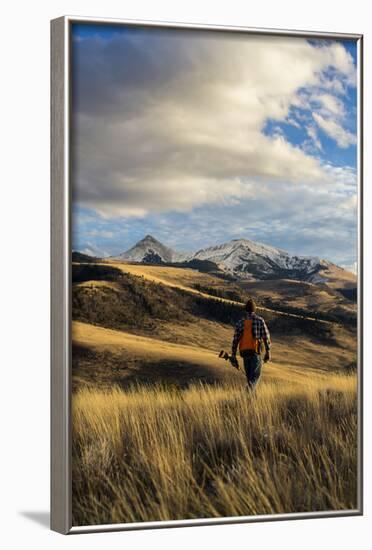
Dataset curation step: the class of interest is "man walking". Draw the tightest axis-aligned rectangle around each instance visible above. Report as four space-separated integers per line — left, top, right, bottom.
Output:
231 298 271 389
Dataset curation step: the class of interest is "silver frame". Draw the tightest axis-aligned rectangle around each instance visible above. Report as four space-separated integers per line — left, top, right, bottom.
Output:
51 15 363 534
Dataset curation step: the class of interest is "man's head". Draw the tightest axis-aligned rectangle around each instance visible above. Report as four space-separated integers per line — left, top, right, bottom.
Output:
245 298 257 313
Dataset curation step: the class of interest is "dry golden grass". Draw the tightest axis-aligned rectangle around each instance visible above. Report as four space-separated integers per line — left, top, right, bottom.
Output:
103 261 343 325
105 261 241 305
318 264 357 289
106 261 221 291
72 320 356 394
241 278 356 318
72 373 358 526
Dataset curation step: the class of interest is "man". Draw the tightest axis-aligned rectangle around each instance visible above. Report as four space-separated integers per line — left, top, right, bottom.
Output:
232 298 271 389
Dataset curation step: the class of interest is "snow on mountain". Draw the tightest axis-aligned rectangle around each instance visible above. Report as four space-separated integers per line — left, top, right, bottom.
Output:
112 234 342 283
192 238 331 281
113 235 186 264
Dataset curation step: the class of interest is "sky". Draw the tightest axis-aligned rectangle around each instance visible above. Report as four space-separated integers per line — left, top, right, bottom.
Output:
71 23 358 272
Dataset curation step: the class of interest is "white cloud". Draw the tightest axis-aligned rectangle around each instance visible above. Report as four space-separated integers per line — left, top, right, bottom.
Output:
73 160 357 266
312 113 357 148
72 31 357 218
339 194 357 210
306 125 323 151
86 229 115 238
313 93 345 117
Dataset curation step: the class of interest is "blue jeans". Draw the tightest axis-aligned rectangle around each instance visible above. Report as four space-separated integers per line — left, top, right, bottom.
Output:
241 351 262 389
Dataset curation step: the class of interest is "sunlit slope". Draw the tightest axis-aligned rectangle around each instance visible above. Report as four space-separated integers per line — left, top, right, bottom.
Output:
72 263 356 373
72 320 350 390
318 263 357 289
104 261 345 323
105 261 236 300
72 261 357 390
241 278 356 321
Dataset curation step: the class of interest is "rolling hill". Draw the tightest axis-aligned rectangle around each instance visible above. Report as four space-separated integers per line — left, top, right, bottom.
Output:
102 261 356 324
72 260 357 391
71 257 358 525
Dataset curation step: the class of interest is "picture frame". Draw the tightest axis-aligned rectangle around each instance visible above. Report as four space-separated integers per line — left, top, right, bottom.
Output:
51 15 363 534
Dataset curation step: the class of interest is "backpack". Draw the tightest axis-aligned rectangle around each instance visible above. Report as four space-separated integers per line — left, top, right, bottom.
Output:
239 319 262 355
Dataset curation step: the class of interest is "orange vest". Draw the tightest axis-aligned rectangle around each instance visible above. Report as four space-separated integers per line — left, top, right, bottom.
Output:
239 319 260 353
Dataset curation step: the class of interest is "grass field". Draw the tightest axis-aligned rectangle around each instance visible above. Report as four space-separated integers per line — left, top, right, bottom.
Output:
72 373 358 526
72 320 355 391
71 261 358 526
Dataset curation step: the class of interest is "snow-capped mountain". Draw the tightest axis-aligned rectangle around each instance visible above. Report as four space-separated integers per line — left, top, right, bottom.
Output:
113 235 186 264
191 238 331 282
112 234 348 284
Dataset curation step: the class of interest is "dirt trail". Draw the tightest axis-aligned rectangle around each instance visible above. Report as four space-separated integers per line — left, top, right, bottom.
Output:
104 262 334 325
73 321 328 386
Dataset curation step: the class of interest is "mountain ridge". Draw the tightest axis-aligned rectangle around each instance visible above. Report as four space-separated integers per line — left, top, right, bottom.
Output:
102 234 355 285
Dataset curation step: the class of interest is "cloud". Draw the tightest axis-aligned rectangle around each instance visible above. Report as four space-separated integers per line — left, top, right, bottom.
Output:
342 262 357 274
80 242 110 258
312 112 357 148
73 162 357 266
72 30 356 218
85 228 114 238
306 125 323 151
313 93 345 117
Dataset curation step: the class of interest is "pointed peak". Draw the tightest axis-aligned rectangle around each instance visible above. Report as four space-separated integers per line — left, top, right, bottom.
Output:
140 234 159 243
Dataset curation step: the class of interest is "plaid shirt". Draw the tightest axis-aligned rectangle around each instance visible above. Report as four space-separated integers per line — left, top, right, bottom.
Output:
232 312 271 356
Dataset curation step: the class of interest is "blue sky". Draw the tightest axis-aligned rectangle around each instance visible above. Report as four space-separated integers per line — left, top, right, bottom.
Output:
71 24 358 271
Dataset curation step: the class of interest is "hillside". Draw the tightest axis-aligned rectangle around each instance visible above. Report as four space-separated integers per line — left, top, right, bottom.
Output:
103 261 356 324
239 278 357 324
71 257 358 526
72 319 354 391
72 261 357 391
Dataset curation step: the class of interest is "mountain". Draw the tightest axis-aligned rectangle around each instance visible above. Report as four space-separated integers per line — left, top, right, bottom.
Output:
110 235 356 286
191 238 332 282
113 235 185 264
72 251 101 263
